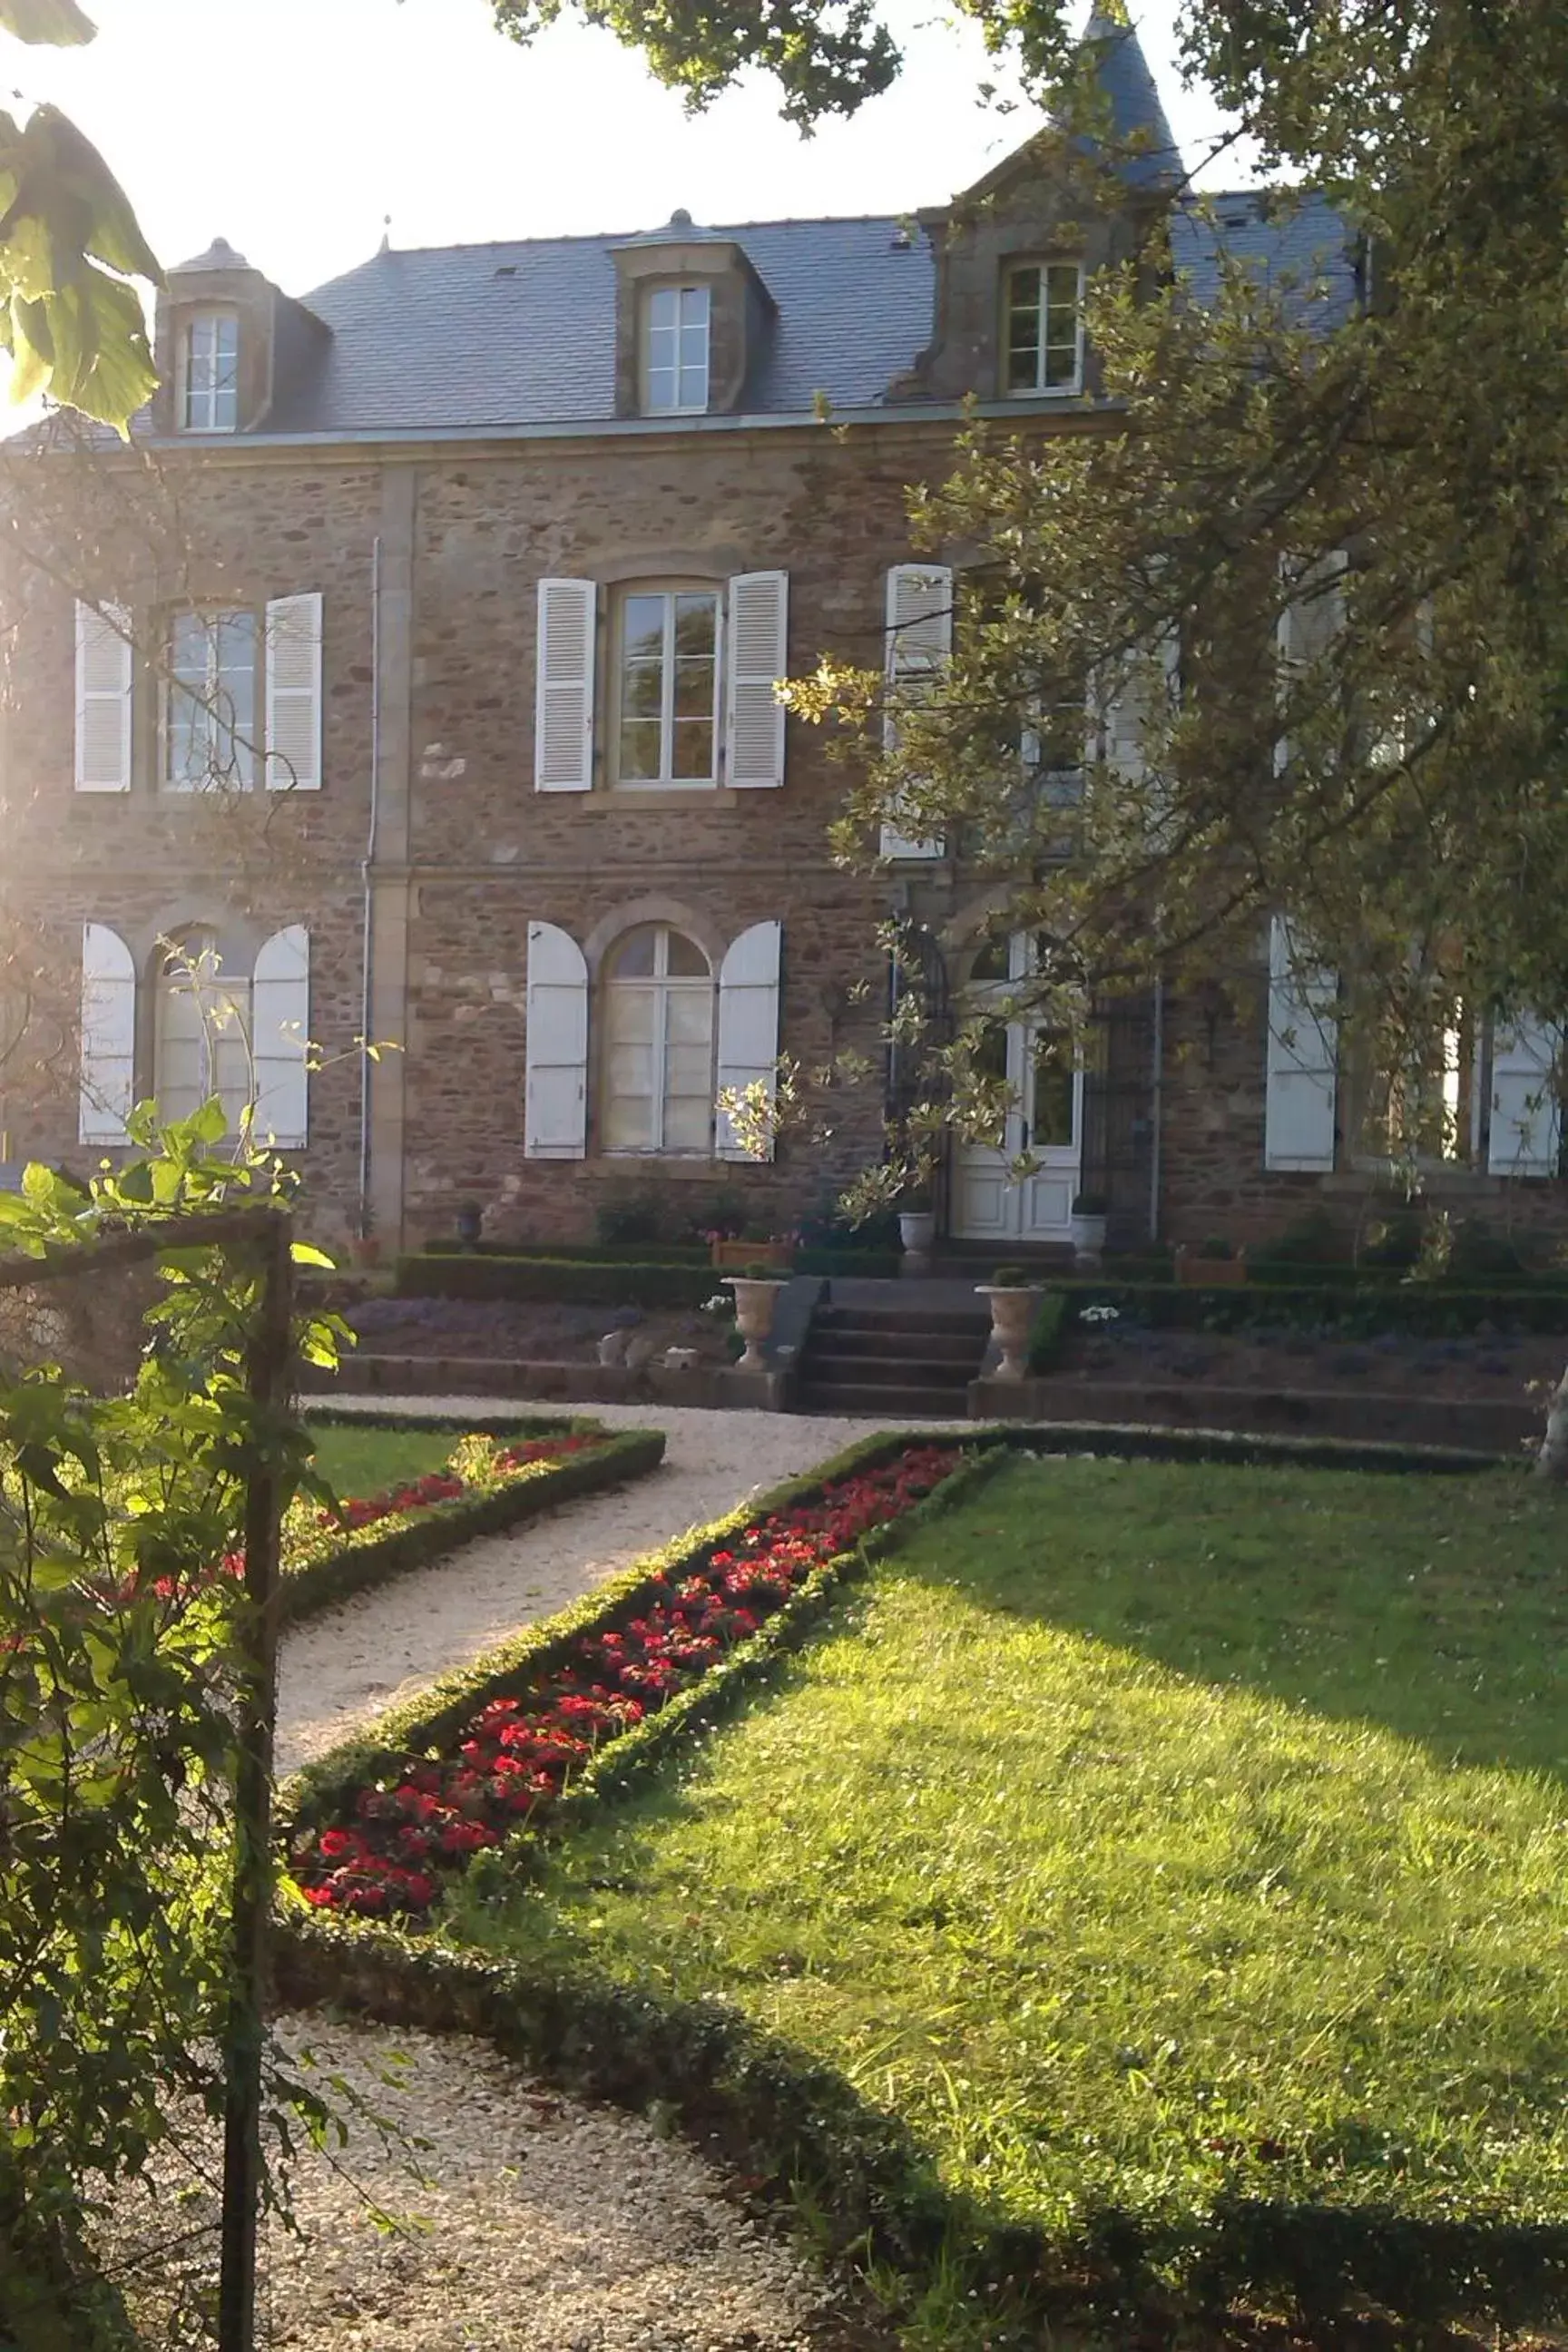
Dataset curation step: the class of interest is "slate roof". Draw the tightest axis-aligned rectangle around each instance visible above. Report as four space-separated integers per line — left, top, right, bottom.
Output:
1170 188 1360 331
1080 11 1182 189
267 214 936 435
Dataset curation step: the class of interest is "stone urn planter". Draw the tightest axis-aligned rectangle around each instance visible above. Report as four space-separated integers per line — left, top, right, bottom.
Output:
897 1209 937 1258
1069 1197 1108 1272
723 1276 788 1372
975 1279 1044 1382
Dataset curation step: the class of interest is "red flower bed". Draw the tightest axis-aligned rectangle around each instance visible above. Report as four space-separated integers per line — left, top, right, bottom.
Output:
289 1442 963 1921
318 1433 603 1535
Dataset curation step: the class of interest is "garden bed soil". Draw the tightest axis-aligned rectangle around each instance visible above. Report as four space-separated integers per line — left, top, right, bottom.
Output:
348 1294 730 1367
1062 1321 1567 1403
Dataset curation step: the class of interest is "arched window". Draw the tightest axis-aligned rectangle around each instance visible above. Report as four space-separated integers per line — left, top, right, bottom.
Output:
603 924 714 1154
155 929 252 1129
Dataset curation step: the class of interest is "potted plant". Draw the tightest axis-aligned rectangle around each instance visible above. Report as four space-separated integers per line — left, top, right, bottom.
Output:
347 1221 381 1269
1069 1191 1109 1270
975 1263 1044 1381
1174 1235 1249 1288
723 1263 789 1371
710 1223 794 1272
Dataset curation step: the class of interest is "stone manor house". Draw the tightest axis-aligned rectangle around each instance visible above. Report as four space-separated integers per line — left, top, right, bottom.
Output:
5 17 1564 1258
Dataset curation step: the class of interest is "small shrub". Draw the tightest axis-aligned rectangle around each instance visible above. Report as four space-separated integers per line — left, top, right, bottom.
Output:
1197 1234 1235 1261
991 1265 1030 1289
594 1186 665 1248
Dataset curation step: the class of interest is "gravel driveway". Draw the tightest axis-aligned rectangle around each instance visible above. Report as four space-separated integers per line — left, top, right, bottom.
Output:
152 1399 962 2350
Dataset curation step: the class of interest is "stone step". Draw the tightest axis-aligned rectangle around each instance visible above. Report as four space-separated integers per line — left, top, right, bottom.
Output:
800 1354 975 1390
804 1328 985 1367
793 1381 973 1419
815 1307 992 1340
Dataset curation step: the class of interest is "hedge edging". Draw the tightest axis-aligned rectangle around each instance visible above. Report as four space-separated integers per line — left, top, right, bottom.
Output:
280 1426 667 1626
279 1427 969 1831
1033 1278 1568 1338
974 1416 1507 1477
306 1406 605 1437
484 1442 1009 1867
273 1421 1555 2339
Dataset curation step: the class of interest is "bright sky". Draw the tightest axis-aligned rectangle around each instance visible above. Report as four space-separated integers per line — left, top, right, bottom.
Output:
31 0 1250 301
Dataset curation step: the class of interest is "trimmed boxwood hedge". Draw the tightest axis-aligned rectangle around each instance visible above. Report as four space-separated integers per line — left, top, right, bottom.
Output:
396 1253 717 1308
273 1422 1553 2342
280 1427 976 1830
423 1240 714 1267
281 1425 666 1625
1032 1279 1568 1346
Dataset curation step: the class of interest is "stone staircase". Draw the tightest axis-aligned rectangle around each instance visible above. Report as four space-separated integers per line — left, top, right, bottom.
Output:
792 1298 992 1418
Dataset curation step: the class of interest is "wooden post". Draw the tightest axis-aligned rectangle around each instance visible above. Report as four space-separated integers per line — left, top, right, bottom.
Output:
218 1211 294 2352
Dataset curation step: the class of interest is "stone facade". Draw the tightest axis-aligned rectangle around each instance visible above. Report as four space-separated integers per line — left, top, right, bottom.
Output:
5 64 1566 1264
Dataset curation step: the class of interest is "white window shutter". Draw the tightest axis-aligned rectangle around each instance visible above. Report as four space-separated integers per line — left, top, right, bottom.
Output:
265 592 323 790
251 924 310 1147
880 563 951 859
534 579 596 791
525 921 589 1157
74 600 132 792
726 571 788 789
1275 551 1347 777
1489 1015 1562 1177
716 919 782 1161
1101 632 1181 786
1264 915 1338 1171
79 922 136 1143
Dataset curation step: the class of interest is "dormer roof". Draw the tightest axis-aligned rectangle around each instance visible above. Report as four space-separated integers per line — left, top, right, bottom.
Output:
170 237 253 276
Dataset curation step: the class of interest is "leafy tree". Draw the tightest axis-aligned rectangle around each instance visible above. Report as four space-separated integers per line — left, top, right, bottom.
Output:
0 1105 344 2332
513 0 1568 1466
0 0 161 428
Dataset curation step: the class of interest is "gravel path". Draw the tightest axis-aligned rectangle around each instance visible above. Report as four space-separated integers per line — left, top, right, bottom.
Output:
99 2016 854 2352
279 1399 963 1775
113 1403 962 2349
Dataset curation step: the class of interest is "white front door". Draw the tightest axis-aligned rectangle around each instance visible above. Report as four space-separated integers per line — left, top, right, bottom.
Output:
952 936 1083 1243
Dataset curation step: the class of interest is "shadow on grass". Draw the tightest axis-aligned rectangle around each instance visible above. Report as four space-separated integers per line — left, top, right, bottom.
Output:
895 1452 1568 1784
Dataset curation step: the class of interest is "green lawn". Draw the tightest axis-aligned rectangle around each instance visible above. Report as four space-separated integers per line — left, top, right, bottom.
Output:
447 1452 1568 2314
304 1419 480 1501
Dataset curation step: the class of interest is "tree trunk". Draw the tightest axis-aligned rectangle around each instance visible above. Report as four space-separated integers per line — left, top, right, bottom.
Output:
1535 1363 1568 1479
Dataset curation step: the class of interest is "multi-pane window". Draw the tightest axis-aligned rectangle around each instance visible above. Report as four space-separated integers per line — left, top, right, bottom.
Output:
617 589 720 786
1004 261 1084 395
603 924 714 1154
181 311 239 432
642 284 710 414
1355 1001 1486 1166
155 933 252 1129
166 610 257 789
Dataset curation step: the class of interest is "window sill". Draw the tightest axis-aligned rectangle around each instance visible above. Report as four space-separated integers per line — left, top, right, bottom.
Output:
594 786 740 810
593 1152 723 1177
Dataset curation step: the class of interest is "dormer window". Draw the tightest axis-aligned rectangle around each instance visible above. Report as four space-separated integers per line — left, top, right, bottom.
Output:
1004 261 1084 397
181 309 239 432
642 283 710 416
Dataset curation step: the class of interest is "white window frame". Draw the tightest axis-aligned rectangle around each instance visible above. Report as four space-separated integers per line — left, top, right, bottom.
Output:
154 933 253 1131
163 608 258 791
603 926 716 1158
1352 1012 1489 1173
180 309 240 434
1003 260 1085 397
613 585 721 789
642 282 710 416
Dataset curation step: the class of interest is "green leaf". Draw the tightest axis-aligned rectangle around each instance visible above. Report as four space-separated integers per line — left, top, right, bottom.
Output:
0 0 97 43
289 1242 336 1269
